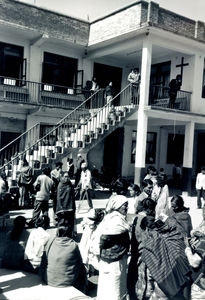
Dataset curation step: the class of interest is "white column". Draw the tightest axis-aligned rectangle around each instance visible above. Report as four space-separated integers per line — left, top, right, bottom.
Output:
29 45 42 83
182 121 195 195
134 38 152 184
139 38 152 107
183 122 195 168
191 54 204 113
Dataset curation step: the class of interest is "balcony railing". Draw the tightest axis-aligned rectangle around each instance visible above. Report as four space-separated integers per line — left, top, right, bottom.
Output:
0 76 93 109
149 85 191 111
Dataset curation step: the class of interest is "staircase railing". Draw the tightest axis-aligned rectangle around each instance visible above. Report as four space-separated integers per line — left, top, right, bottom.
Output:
0 88 103 167
0 83 137 174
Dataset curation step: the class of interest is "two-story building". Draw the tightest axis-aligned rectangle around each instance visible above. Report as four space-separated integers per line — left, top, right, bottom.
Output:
1 0 205 194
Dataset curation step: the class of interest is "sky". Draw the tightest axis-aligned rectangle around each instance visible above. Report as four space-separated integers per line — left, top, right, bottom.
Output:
19 0 205 22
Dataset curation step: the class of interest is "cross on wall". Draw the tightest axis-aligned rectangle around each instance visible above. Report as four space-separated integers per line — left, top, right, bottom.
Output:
176 57 189 82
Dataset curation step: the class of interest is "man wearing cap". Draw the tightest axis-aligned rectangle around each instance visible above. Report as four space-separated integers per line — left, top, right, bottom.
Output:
78 162 93 209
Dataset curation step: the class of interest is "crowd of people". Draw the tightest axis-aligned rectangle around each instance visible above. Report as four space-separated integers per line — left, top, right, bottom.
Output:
0 158 205 299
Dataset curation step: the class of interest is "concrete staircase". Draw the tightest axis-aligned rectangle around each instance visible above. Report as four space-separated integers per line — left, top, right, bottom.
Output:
0 84 138 185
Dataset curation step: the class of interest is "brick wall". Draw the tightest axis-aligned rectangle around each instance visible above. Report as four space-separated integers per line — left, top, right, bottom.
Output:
195 21 205 41
0 0 89 45
89 2 144 45
89 1 205 46
157 8 195 39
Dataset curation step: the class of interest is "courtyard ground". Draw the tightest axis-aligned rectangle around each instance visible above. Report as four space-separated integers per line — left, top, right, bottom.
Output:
0 189 204 299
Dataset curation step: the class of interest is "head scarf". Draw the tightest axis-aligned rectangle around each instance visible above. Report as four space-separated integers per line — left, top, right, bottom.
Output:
105 195 128 214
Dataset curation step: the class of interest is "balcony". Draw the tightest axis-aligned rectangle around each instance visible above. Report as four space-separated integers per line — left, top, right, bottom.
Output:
0 76 85 109
149 85 191 111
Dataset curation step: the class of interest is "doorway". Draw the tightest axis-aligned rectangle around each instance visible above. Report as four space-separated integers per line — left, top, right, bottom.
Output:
93 63 122 105
103 127 124 179
196 132 205 173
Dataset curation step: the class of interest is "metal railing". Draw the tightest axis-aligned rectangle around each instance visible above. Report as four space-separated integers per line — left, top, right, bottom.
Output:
149 85 191 111
0 88 104 167
0 83 137 175
0 75 99 109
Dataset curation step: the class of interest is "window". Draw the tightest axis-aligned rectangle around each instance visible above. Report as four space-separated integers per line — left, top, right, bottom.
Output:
146 132 157 164
167 134 184 164
0 42 24 80
42 52 78 91
131 131 157 164
202 59 205 98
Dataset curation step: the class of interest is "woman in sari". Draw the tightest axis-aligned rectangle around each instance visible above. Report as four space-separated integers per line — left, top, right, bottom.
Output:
96 195 130 300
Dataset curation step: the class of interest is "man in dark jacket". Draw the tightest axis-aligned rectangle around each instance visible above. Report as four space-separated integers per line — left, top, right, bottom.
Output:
56 172 75 235
168 74 182 108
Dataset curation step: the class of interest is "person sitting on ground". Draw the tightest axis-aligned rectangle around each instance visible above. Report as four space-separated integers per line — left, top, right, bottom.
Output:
56 172 75 236
24 215 50 273
184 206 205 298
2 216 29 270
152 175 170 219
134 179 153 214
167 194 193 237
40 225 87 293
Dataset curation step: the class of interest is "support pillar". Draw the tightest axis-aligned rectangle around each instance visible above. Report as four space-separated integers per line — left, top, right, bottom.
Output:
134 110 148 185
182 122 195 196
134 38 152 185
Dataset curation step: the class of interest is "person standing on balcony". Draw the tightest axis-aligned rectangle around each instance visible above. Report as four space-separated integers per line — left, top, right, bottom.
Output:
90 77 99 93
168 74 182 108
127 68 141 104
195 167 205 209
17 159 33 208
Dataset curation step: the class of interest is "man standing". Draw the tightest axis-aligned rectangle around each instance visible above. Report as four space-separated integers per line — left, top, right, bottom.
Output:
51 162 63 213
78 162 93 209
29 167 53 227
74 154 85 187
168 74 182 108
127 68 141 103
56 172 76 235
196 167 205 209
